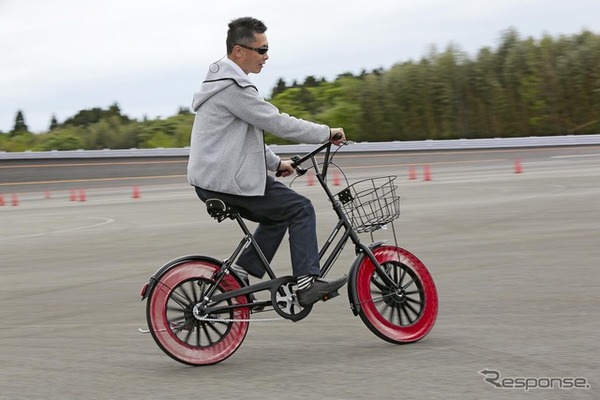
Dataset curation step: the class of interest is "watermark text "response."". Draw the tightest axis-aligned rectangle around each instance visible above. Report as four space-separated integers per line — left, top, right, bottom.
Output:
479 369 590 391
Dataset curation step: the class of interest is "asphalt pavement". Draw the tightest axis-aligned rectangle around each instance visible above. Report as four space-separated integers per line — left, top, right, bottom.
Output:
1 146 598 399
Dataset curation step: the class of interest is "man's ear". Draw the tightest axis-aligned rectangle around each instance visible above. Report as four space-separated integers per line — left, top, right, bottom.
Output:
230 45 243 59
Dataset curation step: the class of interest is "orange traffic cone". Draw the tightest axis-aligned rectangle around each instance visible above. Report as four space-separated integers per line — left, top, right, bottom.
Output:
11 193 19 206
79 189 86 202
333 171 341 186
514 159 523 174
408 165 417 180
132 185 140 199
69 189 77 201
307 171 315 186
0 194 4 206
424 165 432 181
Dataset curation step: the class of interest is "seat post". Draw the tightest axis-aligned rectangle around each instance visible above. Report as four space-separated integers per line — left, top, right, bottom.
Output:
234 214 253 237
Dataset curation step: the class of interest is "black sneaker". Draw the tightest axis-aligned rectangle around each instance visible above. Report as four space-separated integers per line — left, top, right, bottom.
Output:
296 275 348 307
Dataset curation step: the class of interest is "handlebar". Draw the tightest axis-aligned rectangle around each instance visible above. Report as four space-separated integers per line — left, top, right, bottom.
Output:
276 133 345 177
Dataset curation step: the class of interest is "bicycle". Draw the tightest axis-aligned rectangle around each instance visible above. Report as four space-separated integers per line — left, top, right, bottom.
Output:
139 138 438 365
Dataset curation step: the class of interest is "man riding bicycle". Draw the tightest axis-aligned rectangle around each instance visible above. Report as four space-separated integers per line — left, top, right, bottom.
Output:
187 16 347 306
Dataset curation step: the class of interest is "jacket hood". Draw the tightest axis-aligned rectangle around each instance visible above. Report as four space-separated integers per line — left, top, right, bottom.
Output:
191 60 256 111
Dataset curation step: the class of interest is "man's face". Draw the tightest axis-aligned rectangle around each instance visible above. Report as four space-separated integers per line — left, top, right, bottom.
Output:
237 33 269 74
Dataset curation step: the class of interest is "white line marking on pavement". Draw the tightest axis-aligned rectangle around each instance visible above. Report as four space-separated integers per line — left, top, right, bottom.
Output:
0 217 115 241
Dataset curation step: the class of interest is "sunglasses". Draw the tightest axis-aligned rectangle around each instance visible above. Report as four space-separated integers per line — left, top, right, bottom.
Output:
236 43 269 55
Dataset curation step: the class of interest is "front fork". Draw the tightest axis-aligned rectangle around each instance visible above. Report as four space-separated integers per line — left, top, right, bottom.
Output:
347 242 400 316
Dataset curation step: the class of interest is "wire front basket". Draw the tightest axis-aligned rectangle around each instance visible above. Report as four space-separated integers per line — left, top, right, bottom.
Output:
336 176 400 233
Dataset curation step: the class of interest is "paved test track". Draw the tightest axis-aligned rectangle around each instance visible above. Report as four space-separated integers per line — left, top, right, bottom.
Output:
1 146 599 399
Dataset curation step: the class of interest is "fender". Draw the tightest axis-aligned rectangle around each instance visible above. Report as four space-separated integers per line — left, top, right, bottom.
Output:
140 255 244 301
347 242 386 316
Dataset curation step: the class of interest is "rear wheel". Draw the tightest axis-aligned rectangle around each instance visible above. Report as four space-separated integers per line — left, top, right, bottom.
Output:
146 261 250 365
354 246 437 343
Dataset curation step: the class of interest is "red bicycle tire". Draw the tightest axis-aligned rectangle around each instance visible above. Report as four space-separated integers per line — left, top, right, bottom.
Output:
146 261 250 365
354 246 438 343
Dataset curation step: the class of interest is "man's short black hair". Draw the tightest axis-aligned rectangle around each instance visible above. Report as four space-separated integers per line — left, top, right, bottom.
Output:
226 17 267 54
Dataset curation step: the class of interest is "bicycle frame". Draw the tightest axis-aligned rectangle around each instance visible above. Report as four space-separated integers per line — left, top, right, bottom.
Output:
195 141 399 313
141 140 399 317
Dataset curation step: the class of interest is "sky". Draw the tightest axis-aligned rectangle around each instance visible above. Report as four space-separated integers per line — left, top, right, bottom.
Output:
1 0 599 133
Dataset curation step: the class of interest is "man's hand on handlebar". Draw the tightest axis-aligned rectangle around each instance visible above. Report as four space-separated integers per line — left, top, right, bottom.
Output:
276 159 295 177
330 128 346 146
276 128 347 177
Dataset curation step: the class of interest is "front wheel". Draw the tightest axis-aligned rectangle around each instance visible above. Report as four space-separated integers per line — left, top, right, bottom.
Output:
353 246 438 344
146 260 250 365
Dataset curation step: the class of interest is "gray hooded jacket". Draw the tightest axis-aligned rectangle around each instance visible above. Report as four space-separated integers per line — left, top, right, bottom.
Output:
187 59 330 196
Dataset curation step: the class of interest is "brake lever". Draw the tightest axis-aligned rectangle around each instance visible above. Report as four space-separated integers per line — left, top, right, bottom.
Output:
276 154 304 177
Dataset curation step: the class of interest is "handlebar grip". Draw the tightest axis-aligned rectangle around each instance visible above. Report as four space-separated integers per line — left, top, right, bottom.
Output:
276 154 305 177
276 167 306 177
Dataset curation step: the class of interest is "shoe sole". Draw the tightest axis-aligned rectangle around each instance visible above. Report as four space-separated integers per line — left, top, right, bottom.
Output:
297 284 345 307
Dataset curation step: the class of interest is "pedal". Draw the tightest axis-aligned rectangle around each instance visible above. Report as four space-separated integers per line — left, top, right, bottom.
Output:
321 290 339 302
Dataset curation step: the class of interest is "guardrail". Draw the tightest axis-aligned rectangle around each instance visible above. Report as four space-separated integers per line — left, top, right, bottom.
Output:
1 134 599 160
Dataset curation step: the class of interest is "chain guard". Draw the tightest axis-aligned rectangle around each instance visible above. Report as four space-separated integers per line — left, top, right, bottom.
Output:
271 279 312 321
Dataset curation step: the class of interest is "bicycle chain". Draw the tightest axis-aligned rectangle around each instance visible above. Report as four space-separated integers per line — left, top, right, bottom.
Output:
196 294 390 323
197 315 285 323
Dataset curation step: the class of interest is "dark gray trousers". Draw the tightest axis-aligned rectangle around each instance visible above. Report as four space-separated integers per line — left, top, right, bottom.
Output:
194 176 320 278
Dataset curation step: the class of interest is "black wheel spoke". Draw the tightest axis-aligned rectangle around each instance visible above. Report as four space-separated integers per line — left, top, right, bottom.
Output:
194 323 204 347
190 281 199 303
179 283 194 303
405 296 422 306
169 289 191 309
369 288 395 304
397 305 404 326
201 323 214 345
400 304 412 324
183 326 193 343
402 278 416 290
198 280 208 301
166 304 185 313
395 305 403 325
370 296 387 304
404 301 420 319
386 303 395 322
399 267 407 286
392 264 399 283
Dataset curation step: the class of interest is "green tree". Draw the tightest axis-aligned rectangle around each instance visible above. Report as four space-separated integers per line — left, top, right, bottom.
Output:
49 115 59 131
62 103 129 128
3 131 34 151
10 110 29 136
271 78 287 98
37 128 84 151
303 76 320 87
